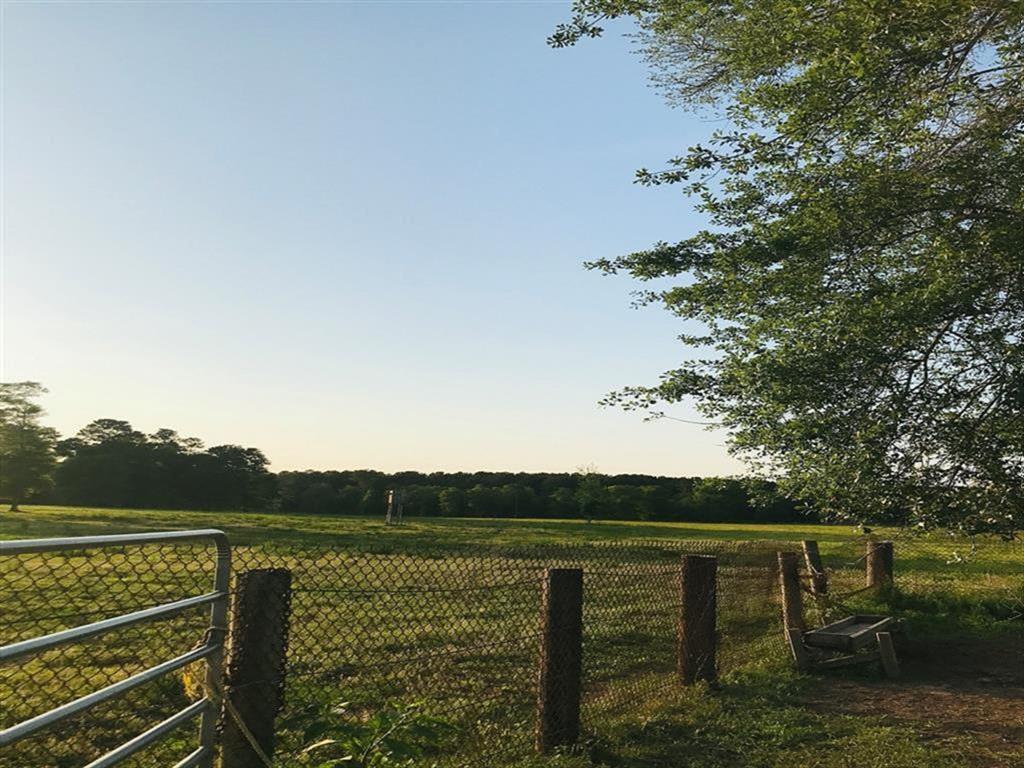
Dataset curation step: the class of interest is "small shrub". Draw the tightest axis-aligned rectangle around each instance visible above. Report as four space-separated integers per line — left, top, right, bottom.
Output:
298 701 455 768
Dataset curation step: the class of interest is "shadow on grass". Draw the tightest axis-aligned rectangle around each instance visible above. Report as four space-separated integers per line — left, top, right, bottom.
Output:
562 667 977 768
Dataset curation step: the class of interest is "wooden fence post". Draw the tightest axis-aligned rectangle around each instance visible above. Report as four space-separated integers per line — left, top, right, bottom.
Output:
801 540 828 596
677 554 717 685
876 632 900 678
220 568 292 768
777 552 804 633
866 541 894 592
536 568 583 753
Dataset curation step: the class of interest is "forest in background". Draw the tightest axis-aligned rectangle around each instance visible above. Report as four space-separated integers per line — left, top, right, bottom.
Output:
33 418 806 523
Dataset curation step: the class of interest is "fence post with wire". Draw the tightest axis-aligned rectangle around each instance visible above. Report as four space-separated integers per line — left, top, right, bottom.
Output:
866 541 894 593
801 540 828 596
220 568 293 768
777 551 805 633
676 554 717 685
536 567 583 753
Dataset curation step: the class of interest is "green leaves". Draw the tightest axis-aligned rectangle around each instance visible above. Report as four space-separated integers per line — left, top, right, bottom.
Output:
557 1 1024 535
0 382 59 510
298 701 455 768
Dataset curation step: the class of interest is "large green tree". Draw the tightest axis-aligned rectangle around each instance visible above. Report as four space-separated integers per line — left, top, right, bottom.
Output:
552 1 1024 535
0 382 59 511
55 420 275 510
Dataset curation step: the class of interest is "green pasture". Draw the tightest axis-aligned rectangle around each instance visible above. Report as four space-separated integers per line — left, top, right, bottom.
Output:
1 506 1020 768
0 505 884 549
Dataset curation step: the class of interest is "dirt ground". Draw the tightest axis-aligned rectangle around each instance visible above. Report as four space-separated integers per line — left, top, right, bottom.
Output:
803 635 1024 767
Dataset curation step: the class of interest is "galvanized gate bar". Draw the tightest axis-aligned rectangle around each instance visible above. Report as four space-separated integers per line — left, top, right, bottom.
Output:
0 591 227 664
0 529 230 768
81 698 212 768
0 638 218 745
0 528 230 555
173 745 215 768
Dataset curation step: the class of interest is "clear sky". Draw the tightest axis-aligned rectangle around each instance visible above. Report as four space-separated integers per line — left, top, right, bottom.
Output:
0 0 744 477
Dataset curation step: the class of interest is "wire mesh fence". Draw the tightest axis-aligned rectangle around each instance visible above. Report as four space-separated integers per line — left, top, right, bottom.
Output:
796 535 1023 628
224 538 793 767
0 538 220 768
1 530 1020 768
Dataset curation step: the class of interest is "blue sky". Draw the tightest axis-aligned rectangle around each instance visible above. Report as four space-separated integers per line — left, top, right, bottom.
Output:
1 0 743 476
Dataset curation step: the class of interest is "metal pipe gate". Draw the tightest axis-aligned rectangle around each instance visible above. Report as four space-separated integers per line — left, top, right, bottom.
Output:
0 530 231 768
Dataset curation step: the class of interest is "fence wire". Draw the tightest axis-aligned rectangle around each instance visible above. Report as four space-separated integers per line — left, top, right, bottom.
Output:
1 533 1020 768
0 540 217 768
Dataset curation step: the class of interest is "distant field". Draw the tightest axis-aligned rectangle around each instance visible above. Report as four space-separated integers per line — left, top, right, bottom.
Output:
5 505 1020 583
0 503 914 546
2 506 1021 768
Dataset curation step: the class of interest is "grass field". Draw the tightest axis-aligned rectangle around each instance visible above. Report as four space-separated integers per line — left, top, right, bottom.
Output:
2 506 1021 768
0 504 880 546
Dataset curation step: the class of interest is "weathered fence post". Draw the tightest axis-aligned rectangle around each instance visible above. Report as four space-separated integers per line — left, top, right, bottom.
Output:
536 567 583 753
801 540 828 596
876 631 900 678
220 568 292 768
778 551 809 670
866 541 894 593
677 554 717 685
777 552 804 632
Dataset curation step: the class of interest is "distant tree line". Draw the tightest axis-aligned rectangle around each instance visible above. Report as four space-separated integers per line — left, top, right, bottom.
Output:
46 418 806 522
2 382 807 522
277 469 807 523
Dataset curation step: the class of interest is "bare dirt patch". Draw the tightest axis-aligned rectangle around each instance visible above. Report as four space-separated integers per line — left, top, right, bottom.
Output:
802 635 1024 767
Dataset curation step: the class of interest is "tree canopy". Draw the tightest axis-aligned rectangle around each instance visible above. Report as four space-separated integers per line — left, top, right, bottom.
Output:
0 382 59 511
553 1 1024 535
55 419 275 511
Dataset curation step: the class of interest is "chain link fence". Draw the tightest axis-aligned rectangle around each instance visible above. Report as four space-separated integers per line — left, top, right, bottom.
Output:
2 532 1020 768
0 538 218 768
224 539 790 767
801 535 1023 627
